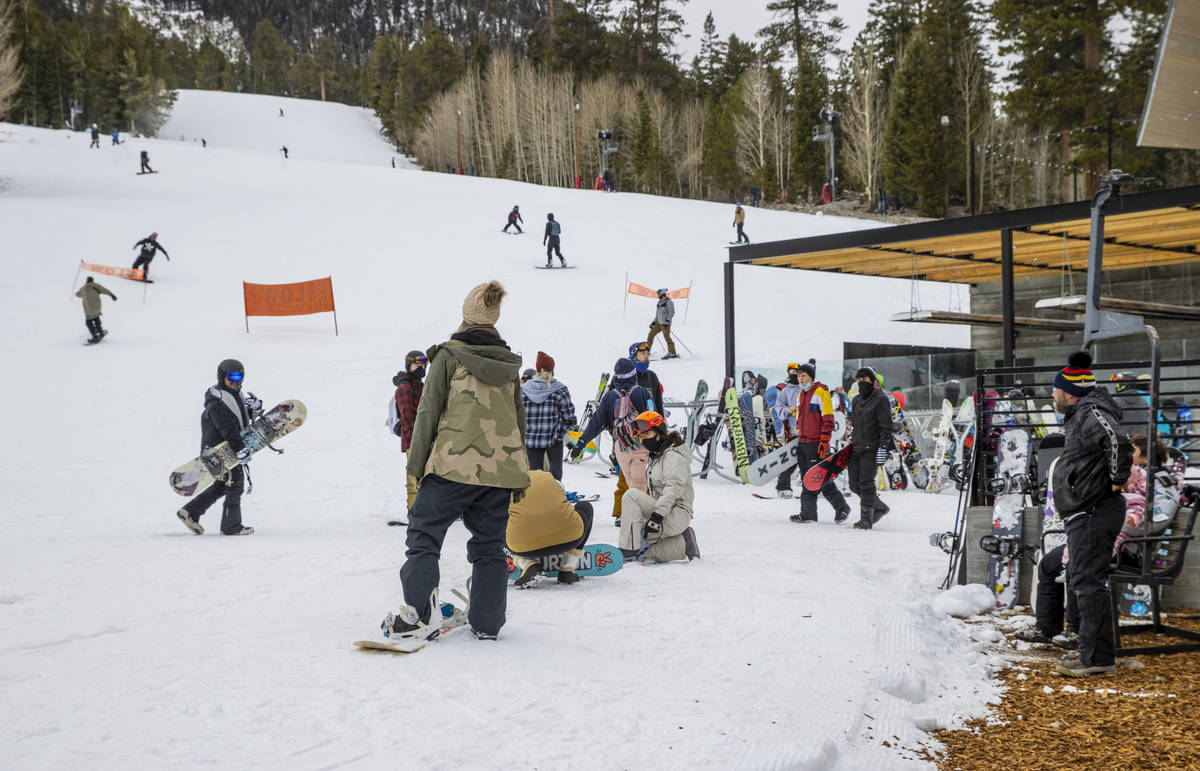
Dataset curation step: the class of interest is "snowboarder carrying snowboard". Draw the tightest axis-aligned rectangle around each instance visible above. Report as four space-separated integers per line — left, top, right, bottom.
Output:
733 204 749 244
175 359 261 536
848 367 893 530
521 351 577 482
569 358 652 525
507 470 594 587
543 213 566 267
75 276 116 343
617 411 700 563
503 205 524 233
131 232 169 280
776 360 851 523
629 342 665 411
1048 352 1131 677
389 350 427 512
390 280 529 641
646 288 678 359
139 150 154 174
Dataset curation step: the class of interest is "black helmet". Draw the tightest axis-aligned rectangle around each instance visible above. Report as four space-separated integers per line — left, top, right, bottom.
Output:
547 212 555 220
405 350 426 367
217 358 244 382
521 368 536 383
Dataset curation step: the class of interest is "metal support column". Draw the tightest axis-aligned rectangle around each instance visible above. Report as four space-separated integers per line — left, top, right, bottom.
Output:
1000 228 1015 368
724 260 735 381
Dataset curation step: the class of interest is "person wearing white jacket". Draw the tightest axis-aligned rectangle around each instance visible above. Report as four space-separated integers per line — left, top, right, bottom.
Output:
618 411 700 563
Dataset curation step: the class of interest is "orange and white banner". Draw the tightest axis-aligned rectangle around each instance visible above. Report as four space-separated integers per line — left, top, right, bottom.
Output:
81 262 144 281
244 277 338 334
627 281 690 300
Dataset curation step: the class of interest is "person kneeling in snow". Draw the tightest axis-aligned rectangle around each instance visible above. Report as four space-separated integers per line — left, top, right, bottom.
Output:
507 470 594 587
618 411 699 563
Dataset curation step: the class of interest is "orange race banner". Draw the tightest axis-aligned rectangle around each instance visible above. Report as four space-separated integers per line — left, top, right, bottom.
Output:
81 261 145 281
243 277 338 335
627 281 690 300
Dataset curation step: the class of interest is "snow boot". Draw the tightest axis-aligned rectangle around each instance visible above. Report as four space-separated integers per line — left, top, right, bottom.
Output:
176 508 203 535
834 506 851 524
872 503 890 525
220 503 251 535
513 558 543 589
777 489 794 499
853 518 873 530
473 630 498 640
1055 651 1115 677
1014 626 1054 644
683 527 701 561
557 569 580 585
789 513 816 523
223 525 255 536
1052 630 1080 650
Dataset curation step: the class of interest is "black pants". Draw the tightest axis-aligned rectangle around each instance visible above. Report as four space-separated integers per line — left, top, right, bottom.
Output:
514 502 594 558
85 316 104 338
795 442 848 520
545 235 564 262
1065 493 1124 666
846 448 885 523
736 223 749 243
402 474 511 636
503 221 522 233
526 442 564 481
1034 544 1080 636
132 253 154 277
140 160 153 173
183 464 245 534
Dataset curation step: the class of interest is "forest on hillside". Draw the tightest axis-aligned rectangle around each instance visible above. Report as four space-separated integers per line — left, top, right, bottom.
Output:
3 0 1198 216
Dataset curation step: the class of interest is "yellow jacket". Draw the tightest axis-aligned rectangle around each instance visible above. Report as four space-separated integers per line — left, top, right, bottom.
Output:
733 207 745 225
506 470 584 554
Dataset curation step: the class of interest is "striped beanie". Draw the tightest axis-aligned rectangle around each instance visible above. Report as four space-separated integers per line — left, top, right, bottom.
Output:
1054 351 1096 397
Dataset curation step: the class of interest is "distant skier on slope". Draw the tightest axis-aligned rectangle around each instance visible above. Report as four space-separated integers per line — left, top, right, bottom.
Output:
646 288 678 359
543 213 566 267
90 124 100 148
75 276 116 343
733 203 749 244
139 150 154 174
503 205 524 234
131 232 169 280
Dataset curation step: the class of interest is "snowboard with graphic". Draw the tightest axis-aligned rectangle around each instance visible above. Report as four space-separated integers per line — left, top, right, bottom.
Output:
802 444 854 492
723 382 751 483
169 399 307 496
505 543 623 580
985 419 1032 609
566 373 609 463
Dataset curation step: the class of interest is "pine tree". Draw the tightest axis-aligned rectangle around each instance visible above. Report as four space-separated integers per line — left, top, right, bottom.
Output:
883 26 952 216
695 12 726 96
701 89 743 198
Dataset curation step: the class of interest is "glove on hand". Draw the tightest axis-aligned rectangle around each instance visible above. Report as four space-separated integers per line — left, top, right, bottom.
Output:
236 447 252 464
112 296 118 301
512 489 526 504
568 442 586 461
876 447 888 465
817 439 830 459
243 391 264 416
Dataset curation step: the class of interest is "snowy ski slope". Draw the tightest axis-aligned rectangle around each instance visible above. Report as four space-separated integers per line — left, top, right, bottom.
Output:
0 90 994 770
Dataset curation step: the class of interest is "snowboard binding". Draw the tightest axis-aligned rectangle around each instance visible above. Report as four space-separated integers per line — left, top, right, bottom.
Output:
929 531 959 555
979 534 1036 563
986 472 1034 496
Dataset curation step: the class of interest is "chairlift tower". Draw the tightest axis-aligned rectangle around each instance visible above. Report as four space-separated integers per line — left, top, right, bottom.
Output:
598 130 618 187
812 106 841 200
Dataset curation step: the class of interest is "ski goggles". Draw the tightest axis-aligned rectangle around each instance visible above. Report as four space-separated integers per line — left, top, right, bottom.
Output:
786 362 800 373
631 411 665 436
225 371 244 383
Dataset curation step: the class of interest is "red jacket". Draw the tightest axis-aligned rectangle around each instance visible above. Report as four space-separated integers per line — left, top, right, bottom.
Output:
792 382 835 444
393 376 423 452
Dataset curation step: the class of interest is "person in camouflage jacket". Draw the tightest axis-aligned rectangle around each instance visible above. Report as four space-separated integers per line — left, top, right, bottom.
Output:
395 280 530 641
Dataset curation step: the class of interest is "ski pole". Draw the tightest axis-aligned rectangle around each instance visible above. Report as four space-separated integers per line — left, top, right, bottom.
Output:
671 332 695 356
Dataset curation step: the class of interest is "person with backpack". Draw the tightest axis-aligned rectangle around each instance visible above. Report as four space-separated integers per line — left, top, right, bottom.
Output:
388 350 427 513
543 213 566 267
645 288 678 359
521 351 577 481
503 205 524 234
131 232 169 280
618 411 700 563
175 359 262 537
75 276 116 343
569 357 652 525
628 342 664 411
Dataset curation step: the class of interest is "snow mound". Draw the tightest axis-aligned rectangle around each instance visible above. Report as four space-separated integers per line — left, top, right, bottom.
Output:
932 584 996 617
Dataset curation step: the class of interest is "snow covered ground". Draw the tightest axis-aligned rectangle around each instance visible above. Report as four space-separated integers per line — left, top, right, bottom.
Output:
0 90 996 769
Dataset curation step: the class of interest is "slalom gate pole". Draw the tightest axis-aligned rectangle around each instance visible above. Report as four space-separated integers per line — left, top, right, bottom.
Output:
70 261 82 299
623 273 628 319
684 279 693 322
142 280 148 304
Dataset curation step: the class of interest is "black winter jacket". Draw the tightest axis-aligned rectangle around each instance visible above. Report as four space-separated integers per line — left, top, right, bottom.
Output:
1051 387 1132 514
201 383 249 453
636 369 664 412
849 387 893 452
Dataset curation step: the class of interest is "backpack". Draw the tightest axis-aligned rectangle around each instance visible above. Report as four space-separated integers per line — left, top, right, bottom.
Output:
611 389 640 452
550 221 561 236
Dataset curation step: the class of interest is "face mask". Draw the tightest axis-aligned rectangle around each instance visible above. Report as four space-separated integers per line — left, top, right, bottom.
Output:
787 374 799 385
858 380 874 397
634 359 649 373
800 381 813 391
642 436 663 454
411 367 426 381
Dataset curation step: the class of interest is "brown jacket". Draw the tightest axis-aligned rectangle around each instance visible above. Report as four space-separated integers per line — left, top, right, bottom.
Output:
76 281 115 317
506 470 584 554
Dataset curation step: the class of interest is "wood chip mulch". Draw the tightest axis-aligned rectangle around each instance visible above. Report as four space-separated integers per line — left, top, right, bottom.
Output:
931 614 1200 770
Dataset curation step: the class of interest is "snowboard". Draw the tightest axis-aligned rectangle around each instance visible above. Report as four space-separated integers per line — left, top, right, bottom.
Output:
84 330 109 346
566 373 609 463
802 444 854 492
890 398 928 489
738 390 757 462
723 382 750 483
355 596 469 654
505 543 623 580
923 399 957 493
985 422 1032 609
745 439 800 486
1034 434 1068 555
535 265 575 269
169 399 307 496
135 171 158 175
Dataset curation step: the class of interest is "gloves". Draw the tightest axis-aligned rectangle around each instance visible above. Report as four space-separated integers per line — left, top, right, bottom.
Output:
817 438 830 459
568 441 586 461
649 322 655 329
236 447 252 464
876 447 888 465
645 512 665 534
512 489 526 504
243 391 264 416
112 296 118 301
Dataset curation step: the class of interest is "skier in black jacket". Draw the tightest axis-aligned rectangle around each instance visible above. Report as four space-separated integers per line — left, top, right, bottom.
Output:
176 359 263 536
1050 351 1132 678
132 232 169 280
848 367 892 530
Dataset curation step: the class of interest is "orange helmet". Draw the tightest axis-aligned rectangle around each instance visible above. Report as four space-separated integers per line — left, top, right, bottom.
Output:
632 410 665 434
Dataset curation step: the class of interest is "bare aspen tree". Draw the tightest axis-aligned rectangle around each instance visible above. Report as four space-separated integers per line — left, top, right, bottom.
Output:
0 0 22 119
954 39 986 213
842 44 888 210
734 64 774 188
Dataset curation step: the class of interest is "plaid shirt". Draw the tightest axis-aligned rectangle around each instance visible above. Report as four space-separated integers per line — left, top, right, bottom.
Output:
522 379 577 449
394 377 423 451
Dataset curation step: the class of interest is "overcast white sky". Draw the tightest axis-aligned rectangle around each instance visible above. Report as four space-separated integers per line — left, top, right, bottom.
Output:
676 0 872 64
